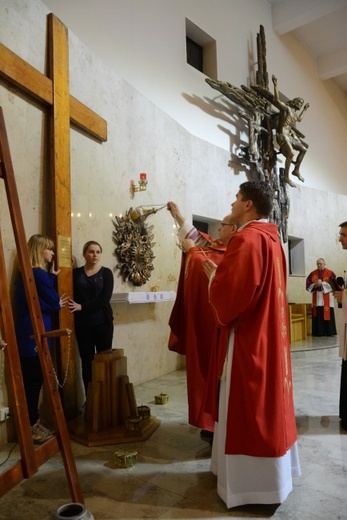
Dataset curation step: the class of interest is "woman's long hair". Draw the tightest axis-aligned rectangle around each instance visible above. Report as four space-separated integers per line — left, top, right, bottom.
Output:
27 234 55 269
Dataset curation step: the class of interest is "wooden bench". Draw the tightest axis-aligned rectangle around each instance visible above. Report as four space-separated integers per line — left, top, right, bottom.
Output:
288 303 307 343
306 303 312 335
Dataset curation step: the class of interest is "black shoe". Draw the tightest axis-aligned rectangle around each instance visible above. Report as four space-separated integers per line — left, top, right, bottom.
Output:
200 429 214 444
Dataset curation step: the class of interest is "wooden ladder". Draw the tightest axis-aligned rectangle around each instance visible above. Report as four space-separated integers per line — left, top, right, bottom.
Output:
0 106 83 502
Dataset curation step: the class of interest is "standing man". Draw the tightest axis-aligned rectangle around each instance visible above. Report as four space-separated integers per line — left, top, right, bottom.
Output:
202 181 300 508
167 202 237 437
306 258 337 336
334 222 347 430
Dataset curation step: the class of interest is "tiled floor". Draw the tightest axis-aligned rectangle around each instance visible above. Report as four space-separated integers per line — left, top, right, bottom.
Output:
0 336 346 520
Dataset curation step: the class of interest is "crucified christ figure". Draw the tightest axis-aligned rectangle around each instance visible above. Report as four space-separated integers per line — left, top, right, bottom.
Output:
272 75 310 187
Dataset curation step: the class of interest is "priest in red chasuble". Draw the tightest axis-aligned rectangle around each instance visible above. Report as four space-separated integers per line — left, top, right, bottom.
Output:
202 181 300 509
306 257 337 336
167 202 237 434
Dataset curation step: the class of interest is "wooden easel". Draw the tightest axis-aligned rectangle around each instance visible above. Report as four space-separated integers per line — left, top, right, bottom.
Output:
0 106 83 502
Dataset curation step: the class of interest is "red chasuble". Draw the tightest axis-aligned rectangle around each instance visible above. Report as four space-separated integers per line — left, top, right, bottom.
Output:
209 221 297 457
168 240 226 430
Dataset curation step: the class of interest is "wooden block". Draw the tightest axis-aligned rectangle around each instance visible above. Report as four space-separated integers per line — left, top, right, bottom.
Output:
119 375 130 423
91 381 101 433
126 383 138 417
111 356 127 427
95 348 124 362
92 361 108 429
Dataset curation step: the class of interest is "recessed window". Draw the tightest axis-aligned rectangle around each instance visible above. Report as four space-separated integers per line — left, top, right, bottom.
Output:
193 215 220 237
186 37 203 72
186 18 217 78
288 236 305 276
193 219 208 233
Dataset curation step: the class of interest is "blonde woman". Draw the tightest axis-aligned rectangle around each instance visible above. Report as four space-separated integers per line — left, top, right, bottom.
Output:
15 234 68 444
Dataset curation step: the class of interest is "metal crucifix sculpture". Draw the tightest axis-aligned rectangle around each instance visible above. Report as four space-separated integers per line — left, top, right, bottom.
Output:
206 25 310 242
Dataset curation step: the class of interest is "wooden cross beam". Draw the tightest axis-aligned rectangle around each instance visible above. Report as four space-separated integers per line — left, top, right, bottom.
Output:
0 13 107 417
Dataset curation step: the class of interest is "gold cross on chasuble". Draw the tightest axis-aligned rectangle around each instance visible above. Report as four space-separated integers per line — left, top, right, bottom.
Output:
0 13 107 417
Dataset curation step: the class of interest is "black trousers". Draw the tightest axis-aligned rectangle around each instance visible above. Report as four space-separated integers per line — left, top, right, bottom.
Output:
75 321 114 396
312 307 337 336
20 356 43 426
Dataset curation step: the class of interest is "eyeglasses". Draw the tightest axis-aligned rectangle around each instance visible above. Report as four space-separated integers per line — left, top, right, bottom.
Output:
220 222 234 227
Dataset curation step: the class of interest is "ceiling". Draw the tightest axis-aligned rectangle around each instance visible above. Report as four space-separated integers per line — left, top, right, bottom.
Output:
267 0 347 93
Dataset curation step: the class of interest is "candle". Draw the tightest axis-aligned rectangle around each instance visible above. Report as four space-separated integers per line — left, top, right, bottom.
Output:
140 173 147 180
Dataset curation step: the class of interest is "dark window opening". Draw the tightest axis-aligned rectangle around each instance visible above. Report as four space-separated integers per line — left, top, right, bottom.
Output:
186 37 203 72
185 18 217 78
288 236 305 276
288 239 293 275
193 219 208 233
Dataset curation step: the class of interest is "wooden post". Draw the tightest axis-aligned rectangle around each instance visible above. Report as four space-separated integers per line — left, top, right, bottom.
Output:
0 13 107 416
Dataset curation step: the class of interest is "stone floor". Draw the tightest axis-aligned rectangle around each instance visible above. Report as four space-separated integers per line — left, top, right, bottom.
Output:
0 336 346 520
290 333 338 352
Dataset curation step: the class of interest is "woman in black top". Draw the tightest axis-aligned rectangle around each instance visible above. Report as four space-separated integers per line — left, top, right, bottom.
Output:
68 241 114 396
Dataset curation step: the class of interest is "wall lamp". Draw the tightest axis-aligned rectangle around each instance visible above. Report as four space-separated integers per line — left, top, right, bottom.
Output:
130 173 148 196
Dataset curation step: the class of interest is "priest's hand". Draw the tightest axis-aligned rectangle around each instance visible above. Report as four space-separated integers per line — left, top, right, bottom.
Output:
167 201 185 227
202 258 217 279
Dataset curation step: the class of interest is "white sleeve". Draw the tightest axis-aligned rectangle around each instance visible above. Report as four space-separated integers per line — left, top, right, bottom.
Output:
321 281 332 294
178 220 194 241
178 221 211 247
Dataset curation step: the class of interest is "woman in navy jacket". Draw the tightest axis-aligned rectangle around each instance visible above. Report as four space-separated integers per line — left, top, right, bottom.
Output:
15 234 68 443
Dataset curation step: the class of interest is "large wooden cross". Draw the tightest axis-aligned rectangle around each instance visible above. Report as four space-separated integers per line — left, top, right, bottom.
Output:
0 13 107 417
